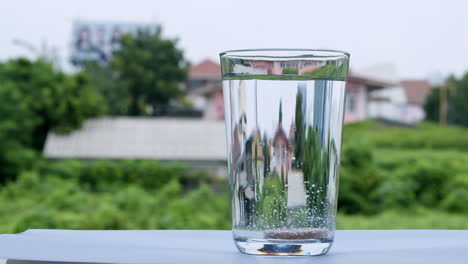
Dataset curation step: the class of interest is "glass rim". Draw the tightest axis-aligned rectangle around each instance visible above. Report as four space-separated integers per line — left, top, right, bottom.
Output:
219 48 350 58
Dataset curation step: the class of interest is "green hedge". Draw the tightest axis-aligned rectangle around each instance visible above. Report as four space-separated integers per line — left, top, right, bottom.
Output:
0 168 230 233
337 209 468 229
344 121 468 150
36 159 219 191
338 145 468 215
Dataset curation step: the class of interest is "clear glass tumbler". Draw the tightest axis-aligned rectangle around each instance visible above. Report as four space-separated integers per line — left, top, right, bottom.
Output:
220 49 350 255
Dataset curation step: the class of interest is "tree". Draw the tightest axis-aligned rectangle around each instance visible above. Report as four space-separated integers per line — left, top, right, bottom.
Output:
448 73 468 126
112 28 189 116
0 82 37 181
82 62 130 115
424 74 468 126
424 87 442 123
0 58 105 181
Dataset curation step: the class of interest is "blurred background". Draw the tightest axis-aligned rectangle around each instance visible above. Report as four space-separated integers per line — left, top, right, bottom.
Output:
1 0 467 233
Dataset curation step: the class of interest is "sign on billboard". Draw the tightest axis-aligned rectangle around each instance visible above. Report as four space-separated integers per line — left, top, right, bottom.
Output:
71 20 157 66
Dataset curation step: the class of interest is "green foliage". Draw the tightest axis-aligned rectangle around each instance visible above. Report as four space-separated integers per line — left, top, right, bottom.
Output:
282 68 298 74
302 127 329 215
0 162 230 233
441 173 468 213
424 73 468 126
0 58 104 182
112 28 189 115
338 121 468 215
0 81 37 181
375 155 461 209
302 63 348 80
342 120 375 141
448 73 468 126
0 59 105 138
82 62 130 115
339 143 383 214
337 209 468 229
303 65 337 77
344 121 468 151
38 160 198 192
255 176 288 229
79 26 190 116
0 82 35 147
424 87 441 122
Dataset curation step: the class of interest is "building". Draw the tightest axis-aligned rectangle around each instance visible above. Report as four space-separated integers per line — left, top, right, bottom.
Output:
187 59 224 119
43 118 227 176
368 86 410 123
344 72 395 123
367 80 432 124
188 59 393 123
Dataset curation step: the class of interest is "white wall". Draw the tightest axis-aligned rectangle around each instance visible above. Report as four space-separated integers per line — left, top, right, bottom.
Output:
368 86 424 124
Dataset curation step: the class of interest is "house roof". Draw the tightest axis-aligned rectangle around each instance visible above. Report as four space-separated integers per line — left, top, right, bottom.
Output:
400 80 432 105
189 59 221 79
272 127 292 150
43 118 227 161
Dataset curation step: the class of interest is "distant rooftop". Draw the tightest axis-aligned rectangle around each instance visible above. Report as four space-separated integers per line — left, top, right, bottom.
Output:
189 59 221 80
44 118 226 161
400 80 432 105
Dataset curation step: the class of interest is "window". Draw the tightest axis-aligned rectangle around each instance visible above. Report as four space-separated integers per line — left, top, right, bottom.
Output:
346 91 357 113
280 62 297 68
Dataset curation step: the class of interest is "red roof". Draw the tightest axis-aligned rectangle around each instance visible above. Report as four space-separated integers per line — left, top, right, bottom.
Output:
189 59 221 79
400 80 432 105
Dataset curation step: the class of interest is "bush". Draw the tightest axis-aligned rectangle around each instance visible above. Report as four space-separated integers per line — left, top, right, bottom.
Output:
339 121 468 215
373 122 468 150
343 121 468 151
338 142 383 214
441 173 468 213
374 149 468 210
0 165 231 233
38 160 203 192
337 209 468 229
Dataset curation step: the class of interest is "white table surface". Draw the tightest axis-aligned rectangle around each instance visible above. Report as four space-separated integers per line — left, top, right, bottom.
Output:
0 230 467 264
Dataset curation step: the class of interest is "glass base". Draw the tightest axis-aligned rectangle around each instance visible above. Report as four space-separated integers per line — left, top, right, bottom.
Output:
234 237 333 256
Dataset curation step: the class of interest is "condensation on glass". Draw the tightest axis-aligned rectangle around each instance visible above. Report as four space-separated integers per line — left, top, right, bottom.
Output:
220 49 350 256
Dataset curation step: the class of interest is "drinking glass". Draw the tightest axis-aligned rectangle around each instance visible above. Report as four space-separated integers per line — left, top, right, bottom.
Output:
220 49 350 255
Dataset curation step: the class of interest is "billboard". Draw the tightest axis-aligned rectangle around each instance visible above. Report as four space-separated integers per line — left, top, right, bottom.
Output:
71 20 157 66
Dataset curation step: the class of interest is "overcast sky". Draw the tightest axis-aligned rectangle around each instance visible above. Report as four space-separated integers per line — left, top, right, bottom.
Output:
2 0 467 79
